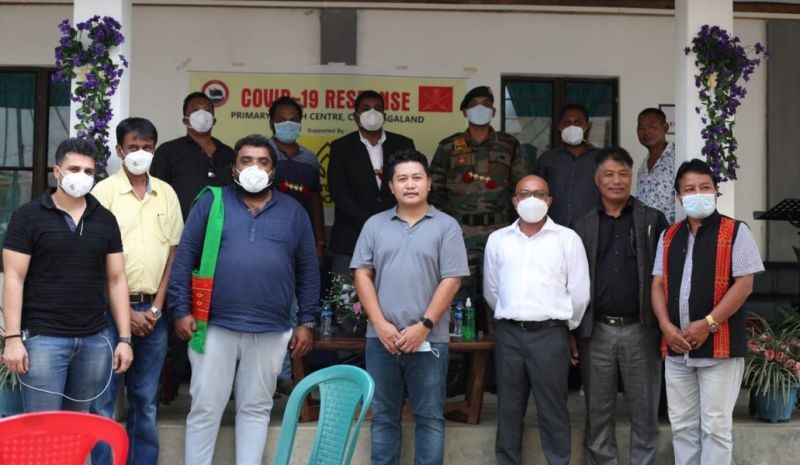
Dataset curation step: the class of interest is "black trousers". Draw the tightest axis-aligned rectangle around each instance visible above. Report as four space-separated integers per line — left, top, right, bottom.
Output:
495 320 571 465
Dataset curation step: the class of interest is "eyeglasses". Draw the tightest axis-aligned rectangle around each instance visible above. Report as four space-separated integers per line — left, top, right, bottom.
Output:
515 190 549 200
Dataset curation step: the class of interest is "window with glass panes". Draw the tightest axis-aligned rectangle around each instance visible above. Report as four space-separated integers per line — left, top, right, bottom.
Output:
501 76 618 170
0 69 70 267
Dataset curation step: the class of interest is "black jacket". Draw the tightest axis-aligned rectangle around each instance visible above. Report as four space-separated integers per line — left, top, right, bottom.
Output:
572 196 669 338
327 130 415 255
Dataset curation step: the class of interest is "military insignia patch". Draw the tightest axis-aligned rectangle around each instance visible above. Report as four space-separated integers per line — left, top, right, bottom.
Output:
453 153 475 167
452 137 470 155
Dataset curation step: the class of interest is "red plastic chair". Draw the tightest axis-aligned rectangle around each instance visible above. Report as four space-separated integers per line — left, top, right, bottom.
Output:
0 411 128 465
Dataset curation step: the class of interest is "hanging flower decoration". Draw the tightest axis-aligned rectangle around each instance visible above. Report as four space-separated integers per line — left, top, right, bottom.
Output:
53 16 128 179
684 25 768 184
462 170 497 189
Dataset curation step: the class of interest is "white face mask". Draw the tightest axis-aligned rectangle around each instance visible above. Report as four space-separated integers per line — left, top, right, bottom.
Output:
188 109 214 133
516 196 548 223
57 166 95 198
561 125 585 146
359 109 384 132
681 193 716 219
123 149 153 175
235 166 272 193
466 105 493 126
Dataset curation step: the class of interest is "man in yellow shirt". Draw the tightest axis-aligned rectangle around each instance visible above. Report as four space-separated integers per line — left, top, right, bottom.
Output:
90 117 184 465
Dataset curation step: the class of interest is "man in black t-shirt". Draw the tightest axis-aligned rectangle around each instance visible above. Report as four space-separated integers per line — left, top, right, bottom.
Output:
151 91 236 220
1 138 133 412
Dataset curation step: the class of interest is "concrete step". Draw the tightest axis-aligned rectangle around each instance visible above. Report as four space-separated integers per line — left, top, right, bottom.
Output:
151 389 800 465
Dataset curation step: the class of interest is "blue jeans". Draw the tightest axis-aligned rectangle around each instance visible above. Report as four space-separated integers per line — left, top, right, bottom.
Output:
365 338 448 465
91 303 168 465
19 328 113 412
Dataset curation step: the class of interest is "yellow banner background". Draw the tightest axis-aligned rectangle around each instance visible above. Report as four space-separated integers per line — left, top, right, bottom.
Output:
189 72 467 207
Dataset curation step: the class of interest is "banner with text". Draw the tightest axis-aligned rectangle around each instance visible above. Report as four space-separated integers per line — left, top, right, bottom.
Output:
189 72 468 207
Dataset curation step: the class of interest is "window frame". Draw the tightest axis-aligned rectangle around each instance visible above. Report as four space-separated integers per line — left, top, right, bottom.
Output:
500 75 620 149
0 67 65 271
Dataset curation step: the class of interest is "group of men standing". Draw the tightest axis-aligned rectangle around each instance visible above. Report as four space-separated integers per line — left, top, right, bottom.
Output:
1 84 762 465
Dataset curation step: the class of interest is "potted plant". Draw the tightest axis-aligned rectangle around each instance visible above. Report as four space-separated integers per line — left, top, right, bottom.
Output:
744 313 800 423
0 326 23 417
326 274 366 335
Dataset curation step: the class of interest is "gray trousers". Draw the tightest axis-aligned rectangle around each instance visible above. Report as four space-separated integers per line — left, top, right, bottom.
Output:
495 320 571 465
578 322 661 465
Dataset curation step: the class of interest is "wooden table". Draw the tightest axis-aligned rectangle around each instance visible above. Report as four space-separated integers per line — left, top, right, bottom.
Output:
290 335 495 424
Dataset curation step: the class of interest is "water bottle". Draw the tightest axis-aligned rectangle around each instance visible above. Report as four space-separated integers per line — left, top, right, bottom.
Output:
452 300 464 338
463 298 476 341
321 302 333 337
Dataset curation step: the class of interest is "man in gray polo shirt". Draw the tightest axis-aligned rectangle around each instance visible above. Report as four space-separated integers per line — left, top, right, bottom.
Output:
352 149 469 465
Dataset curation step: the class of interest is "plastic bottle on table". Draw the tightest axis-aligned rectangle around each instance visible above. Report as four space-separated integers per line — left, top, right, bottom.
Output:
321 302 333 337
452 300 464 338
463 297 476 341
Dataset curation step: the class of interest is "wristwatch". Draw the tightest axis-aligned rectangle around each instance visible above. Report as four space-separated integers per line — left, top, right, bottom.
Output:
119 336 133 345
706 314 720 333
420 317 434 330
299 321 316 330
150 306 162 320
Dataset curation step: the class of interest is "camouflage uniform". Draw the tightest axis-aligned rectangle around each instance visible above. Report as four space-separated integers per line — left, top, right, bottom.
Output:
430 129 526 308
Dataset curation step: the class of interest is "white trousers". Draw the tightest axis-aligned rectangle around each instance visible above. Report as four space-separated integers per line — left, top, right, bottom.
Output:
665 358 744 465
185 325 292 465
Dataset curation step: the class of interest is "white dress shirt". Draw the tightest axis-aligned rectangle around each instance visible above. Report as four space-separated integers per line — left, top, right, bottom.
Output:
483 217 591 330
359 130 387 189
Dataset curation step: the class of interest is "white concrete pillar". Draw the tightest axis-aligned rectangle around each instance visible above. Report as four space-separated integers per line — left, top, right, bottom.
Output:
70 0 132 175
674 0 734 217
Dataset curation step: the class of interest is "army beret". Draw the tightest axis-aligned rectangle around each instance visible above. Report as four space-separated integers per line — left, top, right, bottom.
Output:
460 86 494 110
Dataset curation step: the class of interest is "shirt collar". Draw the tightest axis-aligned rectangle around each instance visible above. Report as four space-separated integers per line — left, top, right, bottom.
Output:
391 205 436 221
463 127 497 146
597 196 634 215
557 143 597 154
113 168 155 196
684 210 721 235
511 216 557 237
359 131 387 148
184 134 221 149
40 187 100 212
269 137 314 159
230 185 279 215
643 142 675 168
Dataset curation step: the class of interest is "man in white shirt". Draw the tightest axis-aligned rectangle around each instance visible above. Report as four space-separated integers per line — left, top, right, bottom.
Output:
484 175 591 465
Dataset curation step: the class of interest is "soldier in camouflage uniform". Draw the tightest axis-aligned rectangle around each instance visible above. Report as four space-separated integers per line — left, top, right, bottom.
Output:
430 86 526 330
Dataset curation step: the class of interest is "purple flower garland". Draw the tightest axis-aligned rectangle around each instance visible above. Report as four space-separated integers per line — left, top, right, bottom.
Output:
53 16 128 178
684 25 768 184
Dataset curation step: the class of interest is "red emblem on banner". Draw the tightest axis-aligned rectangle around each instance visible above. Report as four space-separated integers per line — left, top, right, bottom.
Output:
418 86 453 112
201 80 230 108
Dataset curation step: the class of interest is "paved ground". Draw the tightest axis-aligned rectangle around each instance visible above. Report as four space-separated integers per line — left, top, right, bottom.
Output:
148 384 800 464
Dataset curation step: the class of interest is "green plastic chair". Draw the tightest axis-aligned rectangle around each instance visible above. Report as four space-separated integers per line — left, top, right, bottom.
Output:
274 364 375 465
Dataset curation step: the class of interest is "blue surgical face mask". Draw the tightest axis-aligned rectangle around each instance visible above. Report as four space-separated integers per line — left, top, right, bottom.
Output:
466 104 493 126
681 193 716 219
274 121 301 144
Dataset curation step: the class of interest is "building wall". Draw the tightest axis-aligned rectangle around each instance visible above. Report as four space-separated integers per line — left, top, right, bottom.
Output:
0 4 770 256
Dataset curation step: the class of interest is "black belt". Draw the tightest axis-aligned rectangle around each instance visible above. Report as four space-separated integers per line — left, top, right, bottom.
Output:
460 212 507 227
129 294 155 304
597 314 639 327
499 318 567 331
